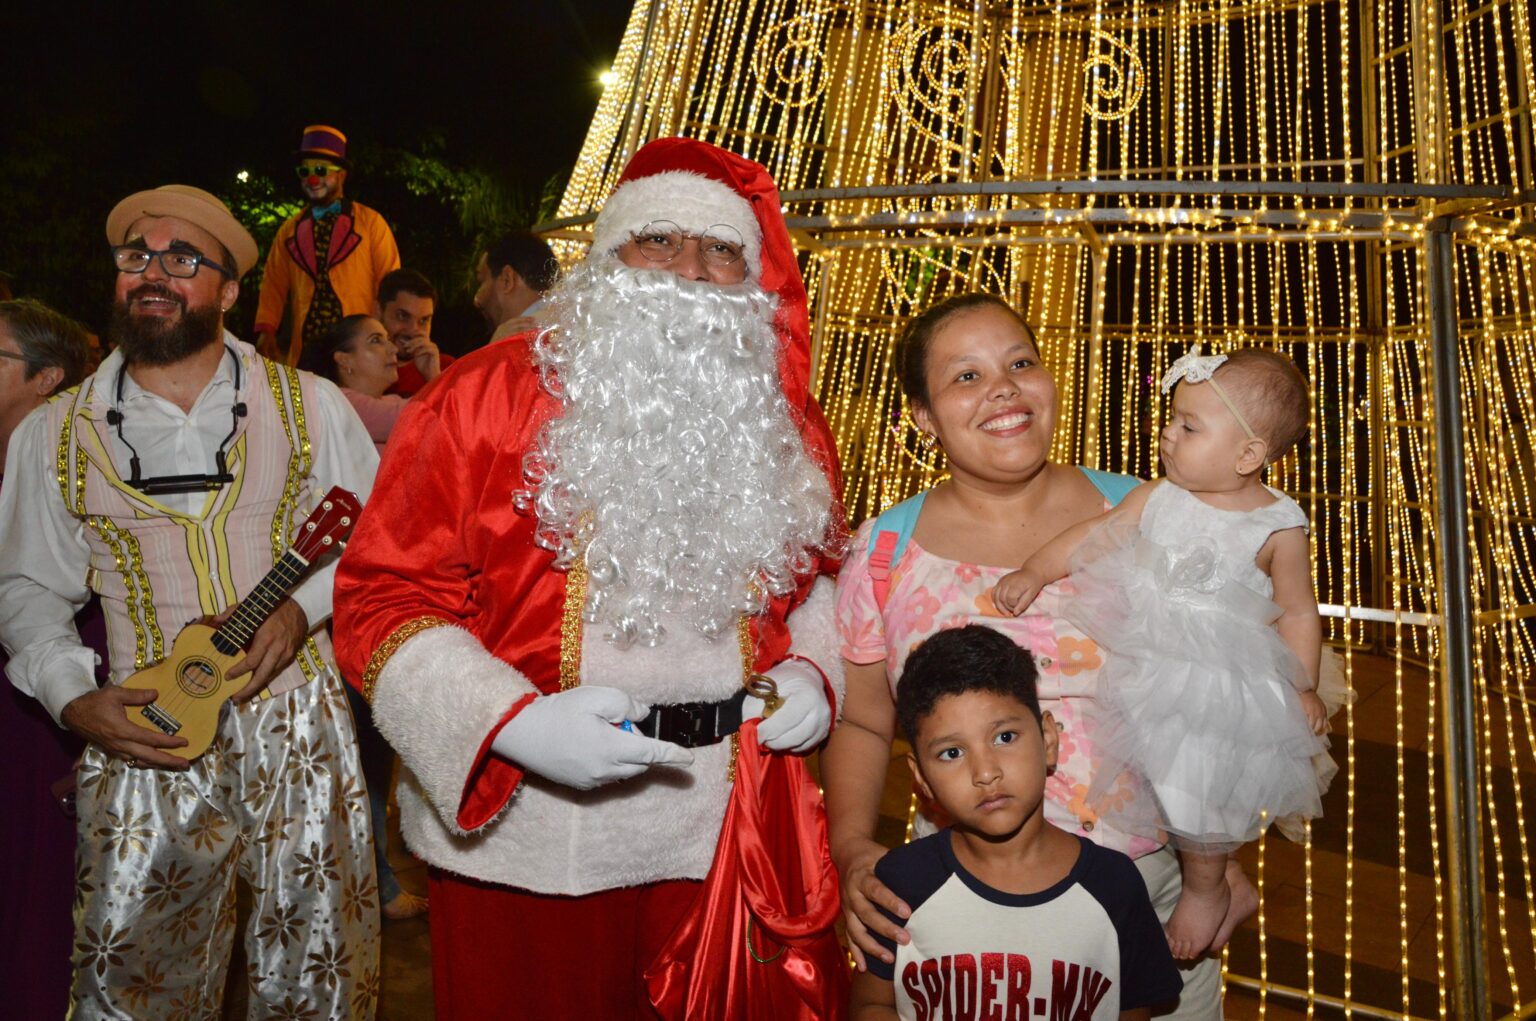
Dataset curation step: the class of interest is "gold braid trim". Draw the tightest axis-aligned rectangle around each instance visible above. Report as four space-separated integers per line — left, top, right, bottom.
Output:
559 558 758 781
55 387 78 508
559 559 589 690
729 614 757 781
361 616 455 703
57 390 161 667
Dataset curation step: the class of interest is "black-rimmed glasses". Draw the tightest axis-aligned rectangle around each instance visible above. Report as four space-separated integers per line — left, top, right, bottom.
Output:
112 245 234 280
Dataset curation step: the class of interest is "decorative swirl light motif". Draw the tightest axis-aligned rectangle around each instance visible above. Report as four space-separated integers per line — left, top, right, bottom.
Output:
752 9 830 109
892 14 977 130
883 11 1021 215
1083 29 1145 121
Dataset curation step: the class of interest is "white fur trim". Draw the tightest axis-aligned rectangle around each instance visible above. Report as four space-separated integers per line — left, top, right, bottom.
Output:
580 612 744 701
377 588 842 895
396 737 734 894
370 625 539 837
591 170 762 278
388 624 739 894
785 576 846 717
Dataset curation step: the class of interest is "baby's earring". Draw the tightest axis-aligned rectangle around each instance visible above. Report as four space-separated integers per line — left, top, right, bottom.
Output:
919 432 938 452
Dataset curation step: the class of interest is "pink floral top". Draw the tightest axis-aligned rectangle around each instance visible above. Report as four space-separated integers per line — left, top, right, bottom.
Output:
835 501 1161 859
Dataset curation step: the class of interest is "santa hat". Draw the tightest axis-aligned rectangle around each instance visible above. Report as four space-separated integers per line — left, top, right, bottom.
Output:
592 170 762 279
592 138 813 418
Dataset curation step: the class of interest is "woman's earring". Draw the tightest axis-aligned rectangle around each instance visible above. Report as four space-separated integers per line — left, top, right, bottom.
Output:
889 406 947 472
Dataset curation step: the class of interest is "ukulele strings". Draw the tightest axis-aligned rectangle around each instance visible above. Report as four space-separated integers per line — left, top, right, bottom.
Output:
145 552 307 722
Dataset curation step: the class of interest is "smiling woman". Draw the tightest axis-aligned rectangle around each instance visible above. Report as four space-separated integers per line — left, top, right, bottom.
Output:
822 291 1222 1018
905 298 1056 489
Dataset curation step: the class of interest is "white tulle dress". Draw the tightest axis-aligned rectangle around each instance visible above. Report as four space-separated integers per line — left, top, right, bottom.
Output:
1070 482 1331 851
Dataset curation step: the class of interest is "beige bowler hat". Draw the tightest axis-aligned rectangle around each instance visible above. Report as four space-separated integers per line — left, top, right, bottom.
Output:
105 184 259 279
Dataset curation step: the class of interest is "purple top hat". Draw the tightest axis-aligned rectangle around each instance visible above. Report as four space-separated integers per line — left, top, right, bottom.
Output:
294 124 350 169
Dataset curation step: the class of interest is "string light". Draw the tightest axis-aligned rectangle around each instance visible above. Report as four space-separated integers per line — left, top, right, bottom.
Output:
550 1 1536 1013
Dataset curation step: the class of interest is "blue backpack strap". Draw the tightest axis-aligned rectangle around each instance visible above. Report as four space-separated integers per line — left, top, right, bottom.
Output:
865 491 929 611
1079 466 1141 507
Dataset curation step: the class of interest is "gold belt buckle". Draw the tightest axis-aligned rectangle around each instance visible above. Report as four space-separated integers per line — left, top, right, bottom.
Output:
745 673 782 717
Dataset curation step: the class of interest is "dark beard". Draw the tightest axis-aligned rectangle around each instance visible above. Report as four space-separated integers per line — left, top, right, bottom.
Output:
109 286 224 366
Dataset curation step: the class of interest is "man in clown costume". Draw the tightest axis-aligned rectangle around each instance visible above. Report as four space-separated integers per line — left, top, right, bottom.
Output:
255 124 400 366
333 137 846 1019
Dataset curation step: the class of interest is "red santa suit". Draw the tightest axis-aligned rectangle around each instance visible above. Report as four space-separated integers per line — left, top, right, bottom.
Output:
332 138 846 1019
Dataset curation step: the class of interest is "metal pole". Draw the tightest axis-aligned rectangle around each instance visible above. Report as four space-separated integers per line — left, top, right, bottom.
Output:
1082 239 1109 468
807 255 835 388
1426 221 1489 1020
1359 0 1391 656
531 179 1516 232
619 0 665 168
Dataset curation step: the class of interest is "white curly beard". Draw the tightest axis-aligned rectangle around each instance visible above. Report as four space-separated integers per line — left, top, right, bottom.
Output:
521 260 835 648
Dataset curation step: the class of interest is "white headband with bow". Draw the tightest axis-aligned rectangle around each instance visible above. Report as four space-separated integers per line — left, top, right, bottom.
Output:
1160 346 1257 439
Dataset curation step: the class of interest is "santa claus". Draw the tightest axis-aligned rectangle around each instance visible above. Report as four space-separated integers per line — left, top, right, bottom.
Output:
332 137 846 1019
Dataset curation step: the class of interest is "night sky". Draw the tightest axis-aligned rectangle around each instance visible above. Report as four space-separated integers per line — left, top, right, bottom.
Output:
2 0 634 343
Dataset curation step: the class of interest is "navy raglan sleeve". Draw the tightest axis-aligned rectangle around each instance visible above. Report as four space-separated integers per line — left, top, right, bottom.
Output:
865 832 954 982
1083 847 1184 1010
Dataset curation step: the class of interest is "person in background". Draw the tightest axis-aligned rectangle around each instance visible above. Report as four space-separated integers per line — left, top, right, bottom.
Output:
0 298 94 1021
376 269 450 397
0 299 89 473
301 314 433 920
254 125 401 366
303 313 409 456
473 230 559 343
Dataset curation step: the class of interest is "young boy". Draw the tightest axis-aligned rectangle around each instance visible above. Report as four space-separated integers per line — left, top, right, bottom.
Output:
850 626 1181 1021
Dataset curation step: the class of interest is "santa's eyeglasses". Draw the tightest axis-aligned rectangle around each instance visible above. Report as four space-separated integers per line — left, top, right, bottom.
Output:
630 221 745 268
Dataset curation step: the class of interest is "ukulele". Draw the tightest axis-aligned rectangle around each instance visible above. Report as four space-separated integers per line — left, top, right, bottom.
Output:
121 487 361 759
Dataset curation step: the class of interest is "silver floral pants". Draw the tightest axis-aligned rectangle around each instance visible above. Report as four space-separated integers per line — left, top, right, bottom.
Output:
69 671 380 1020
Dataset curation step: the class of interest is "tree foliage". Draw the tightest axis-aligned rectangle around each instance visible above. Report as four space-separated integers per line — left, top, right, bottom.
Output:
0 121 562 357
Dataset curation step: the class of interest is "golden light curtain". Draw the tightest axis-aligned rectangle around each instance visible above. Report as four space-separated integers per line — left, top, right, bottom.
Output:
546 1 1536 1015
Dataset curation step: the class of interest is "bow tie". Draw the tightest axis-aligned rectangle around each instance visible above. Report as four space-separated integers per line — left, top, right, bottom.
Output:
312 202 342 221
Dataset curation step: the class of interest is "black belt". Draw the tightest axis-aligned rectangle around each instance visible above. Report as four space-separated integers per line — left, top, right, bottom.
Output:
634 689 749 748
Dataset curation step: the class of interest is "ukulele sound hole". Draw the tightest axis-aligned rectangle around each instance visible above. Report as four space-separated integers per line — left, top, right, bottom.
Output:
177 659 220 697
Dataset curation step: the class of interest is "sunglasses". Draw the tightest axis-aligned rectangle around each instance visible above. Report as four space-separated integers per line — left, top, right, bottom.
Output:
296 163 340 178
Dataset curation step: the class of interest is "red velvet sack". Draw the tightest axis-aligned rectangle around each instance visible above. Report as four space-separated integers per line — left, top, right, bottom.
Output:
646 720 850 1020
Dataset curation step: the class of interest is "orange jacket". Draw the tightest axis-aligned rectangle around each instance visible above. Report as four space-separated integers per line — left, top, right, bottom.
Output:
254 200 400 358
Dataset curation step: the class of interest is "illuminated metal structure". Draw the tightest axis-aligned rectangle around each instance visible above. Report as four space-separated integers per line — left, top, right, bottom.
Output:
539 0 1536 1015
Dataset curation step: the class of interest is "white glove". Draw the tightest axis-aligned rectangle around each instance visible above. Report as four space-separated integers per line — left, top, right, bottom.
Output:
491 686 694 790
744 659 832 754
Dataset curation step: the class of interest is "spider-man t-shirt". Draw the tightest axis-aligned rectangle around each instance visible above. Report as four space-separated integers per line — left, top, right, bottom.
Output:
869 831 1182 1020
